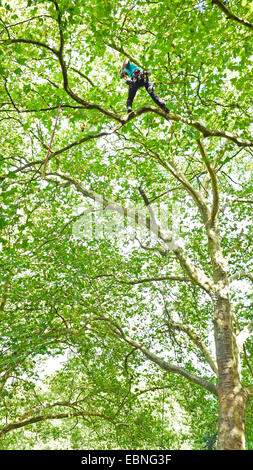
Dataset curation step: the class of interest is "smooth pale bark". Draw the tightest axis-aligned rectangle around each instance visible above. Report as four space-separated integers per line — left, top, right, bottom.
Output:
213 294 247 449
208 222 248 450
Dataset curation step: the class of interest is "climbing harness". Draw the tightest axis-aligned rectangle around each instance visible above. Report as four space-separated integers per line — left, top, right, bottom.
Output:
40 99 62 182
133 69 151 79
127 69 151 85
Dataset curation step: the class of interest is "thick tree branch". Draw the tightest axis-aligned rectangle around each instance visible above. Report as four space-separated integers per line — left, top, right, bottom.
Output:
0 402 116 437
134 134 210 222
53 128 120 157
237 320 253 350
5 38 59 56
167 159 210 222
95 314 218 396
47 172 174 244
50 0 64 55
47 171 214 294
233 198 253 205
246 385 253 399
197 139 219 226
3 40 253 147
125 106 253 148
166 318 218 375
53 33 124 123
138 185 158 228
211 0 253 31
229 271 253 283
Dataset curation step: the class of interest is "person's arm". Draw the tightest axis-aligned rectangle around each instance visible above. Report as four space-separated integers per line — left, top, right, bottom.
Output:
119 57 130 76
122 57 129 68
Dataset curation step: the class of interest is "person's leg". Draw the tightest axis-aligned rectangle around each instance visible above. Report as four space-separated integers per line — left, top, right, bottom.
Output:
126 81 138 112
144 79 170 113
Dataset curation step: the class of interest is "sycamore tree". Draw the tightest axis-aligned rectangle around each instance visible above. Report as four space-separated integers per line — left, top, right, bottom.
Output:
0 0 252 450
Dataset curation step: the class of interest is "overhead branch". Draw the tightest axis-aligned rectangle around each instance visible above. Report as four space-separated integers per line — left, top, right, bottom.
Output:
237 320 253 351
229 271 253 283
70 67 95 87
0 15 52 34
246 385 253 399
211 0 253 31
53 127 121 157
166 318 218 375
52 32 124 123
134 134 210 222
92 274 191 285
233 198 253 205
46 171 174 245
10 125 122 176
5 38 59 56
200 140 229 197
3 77 20 113
172 244 213 295
138 186 158 227
0 105 88 114
46 171 214 295
3 40 253 146
197 138 219 226
0 402 117 437
167 160 210 222
124 106 253 148
50 0 64 55
95 314 218 396
105 42 143 68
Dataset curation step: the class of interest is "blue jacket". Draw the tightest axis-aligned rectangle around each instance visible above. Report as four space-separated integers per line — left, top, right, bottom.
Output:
125 62 142 77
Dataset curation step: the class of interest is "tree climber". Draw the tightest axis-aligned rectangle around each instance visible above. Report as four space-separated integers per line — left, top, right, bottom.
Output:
119 58 170 114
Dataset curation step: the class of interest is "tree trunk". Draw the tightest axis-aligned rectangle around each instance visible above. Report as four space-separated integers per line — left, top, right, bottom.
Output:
218 383 247 449
213 294 247 450
205 221 248 450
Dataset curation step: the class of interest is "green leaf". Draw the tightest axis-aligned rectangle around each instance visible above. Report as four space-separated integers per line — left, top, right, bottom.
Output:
0 216 7 229
13 67 22 75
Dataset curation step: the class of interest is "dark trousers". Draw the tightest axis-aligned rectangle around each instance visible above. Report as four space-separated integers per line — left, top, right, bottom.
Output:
126 73 169 113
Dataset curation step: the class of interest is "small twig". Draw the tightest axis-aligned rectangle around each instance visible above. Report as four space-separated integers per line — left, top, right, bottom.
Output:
3 77 20 113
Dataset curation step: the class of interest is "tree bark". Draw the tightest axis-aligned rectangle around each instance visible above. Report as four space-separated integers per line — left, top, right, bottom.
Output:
213 276 247 449
206 219 248 450
217 380 247 450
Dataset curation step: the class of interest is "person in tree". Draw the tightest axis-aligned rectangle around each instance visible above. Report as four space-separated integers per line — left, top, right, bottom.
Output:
119 58 170 114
